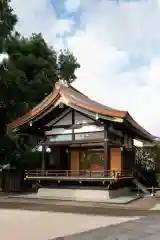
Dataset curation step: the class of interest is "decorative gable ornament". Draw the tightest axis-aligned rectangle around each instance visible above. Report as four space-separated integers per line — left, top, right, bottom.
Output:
59 102 64 108
55 78 68 89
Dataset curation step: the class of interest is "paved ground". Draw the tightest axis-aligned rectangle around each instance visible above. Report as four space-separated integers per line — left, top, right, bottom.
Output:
0 209 137 240
53 215 160 240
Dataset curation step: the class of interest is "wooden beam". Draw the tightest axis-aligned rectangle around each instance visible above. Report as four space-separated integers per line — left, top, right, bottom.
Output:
104 123 108 176
72 110 75 140
45 109 71 127
41 143 46 171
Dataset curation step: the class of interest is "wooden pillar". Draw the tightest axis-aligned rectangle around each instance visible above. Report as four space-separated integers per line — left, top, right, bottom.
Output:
104 123 108 176
41 144 46 171
72 110 75 140
131 138 136 170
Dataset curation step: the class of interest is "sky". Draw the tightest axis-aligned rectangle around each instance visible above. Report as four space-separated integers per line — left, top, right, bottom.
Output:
10 0 160 136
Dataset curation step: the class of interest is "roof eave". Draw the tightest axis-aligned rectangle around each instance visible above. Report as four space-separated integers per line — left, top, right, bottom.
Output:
125 113 153 142
7 88 60 129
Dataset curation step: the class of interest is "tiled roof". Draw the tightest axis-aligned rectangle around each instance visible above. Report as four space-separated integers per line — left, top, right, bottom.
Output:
8 80 127 128
7 79 153 141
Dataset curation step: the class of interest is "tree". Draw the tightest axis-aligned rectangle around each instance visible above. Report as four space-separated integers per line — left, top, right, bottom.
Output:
135 141 160 172
135 146 158 187
0 0 17 109
135 147 156 170
5 33 80 122
0 0 17 164
0 1 80 168
0 0 17 52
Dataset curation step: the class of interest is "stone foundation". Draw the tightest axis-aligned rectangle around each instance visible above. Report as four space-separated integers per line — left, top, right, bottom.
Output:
38 187 131 202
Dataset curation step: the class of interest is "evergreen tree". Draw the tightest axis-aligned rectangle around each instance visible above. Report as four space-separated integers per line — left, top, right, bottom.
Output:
0 0 17 159
0 1 80 168
0 0 17 52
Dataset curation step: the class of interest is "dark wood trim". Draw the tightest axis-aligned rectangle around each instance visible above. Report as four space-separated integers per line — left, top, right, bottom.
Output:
124 118 151 141
47 138 104 146
131 138 134 148
46 137 123 147
121 147 124 171
45 121 104 130
108 125 124 137
47 109 71 127
45 125 70 130
51 108 98 128
74 109 97 123
131 138 136 168
68 103 115 123
41 143 46 170
107 145 110 170
46 130 104 137
46 133 72 137
72 110 75 140
104 123 108 176
132 146 136 168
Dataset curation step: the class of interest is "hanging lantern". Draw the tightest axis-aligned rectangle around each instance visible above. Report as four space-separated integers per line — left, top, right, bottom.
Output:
95 113 99 120
29 121 32 127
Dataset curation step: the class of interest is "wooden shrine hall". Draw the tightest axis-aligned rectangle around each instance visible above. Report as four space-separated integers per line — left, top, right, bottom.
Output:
8 79 153 186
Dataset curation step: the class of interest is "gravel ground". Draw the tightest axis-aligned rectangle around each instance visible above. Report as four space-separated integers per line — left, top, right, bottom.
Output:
0 209 136 240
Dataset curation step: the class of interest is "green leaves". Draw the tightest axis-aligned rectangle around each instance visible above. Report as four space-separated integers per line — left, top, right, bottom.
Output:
0 0 17 52
58 49 80 83
5 33 80 121
0 1 80 168
135 147 156 170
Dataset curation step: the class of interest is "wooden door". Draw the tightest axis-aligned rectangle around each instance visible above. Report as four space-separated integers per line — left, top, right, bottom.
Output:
70 149 79 176
110 148 122 171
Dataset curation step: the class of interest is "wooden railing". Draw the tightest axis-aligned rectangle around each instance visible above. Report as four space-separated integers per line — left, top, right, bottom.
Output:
25 169 133 179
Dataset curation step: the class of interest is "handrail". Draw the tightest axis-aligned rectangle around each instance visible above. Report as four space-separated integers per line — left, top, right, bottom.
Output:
25 169 133 179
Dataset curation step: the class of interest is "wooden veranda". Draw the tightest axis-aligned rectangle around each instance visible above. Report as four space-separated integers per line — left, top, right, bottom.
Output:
25 169 134 182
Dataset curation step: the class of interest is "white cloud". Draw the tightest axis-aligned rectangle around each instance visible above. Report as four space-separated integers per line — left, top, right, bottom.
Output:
65 0 160 136
10 0 73 48
64 0 81 13
149 58 160 86
9 0 160 136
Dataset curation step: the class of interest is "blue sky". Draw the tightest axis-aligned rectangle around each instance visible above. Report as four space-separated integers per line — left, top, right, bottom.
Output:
50 0 83 38
10 0 160 136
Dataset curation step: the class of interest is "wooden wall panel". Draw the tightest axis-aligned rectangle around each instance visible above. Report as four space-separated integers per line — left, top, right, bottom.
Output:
110 148 122 171
70 149 79 176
